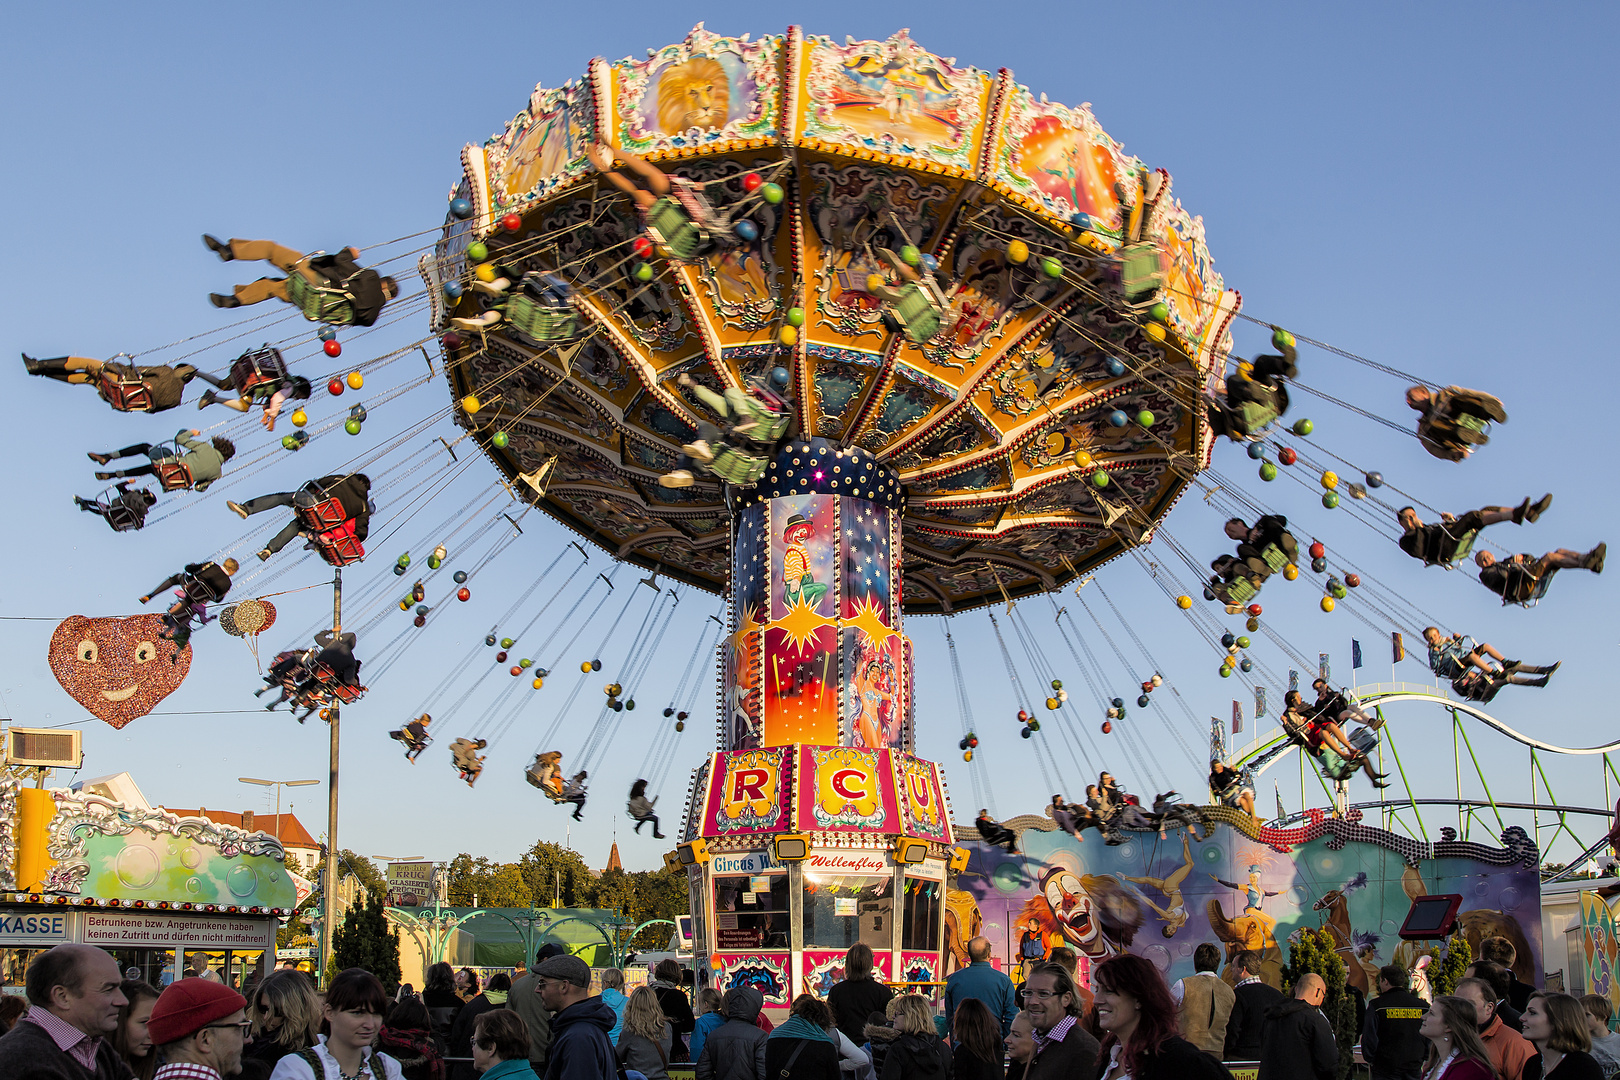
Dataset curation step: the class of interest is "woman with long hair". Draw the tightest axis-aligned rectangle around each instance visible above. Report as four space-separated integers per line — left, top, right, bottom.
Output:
245 969 323 1078
950 997 1001 1080
378 996 448 1080
112 980 161 1080
1522 992 1603 1079
1093 954 1230 1079
269 967 404 1080
829 943 894 1046
1417 996 1497 1080
616 985 672 1080
422 962 462 1040
648 958 695 1062
879 994 949 1080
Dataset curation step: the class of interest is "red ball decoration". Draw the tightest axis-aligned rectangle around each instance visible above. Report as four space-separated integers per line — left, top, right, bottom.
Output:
441 332 464 350
1017 709 1030 722
1101 721 1113 734
510 665 523 676
1345 574 1361 588
633 237 654 258
496 651 508 663
501 213 522 232
1279 447 1297 466
968 737 978 748
743 172 763 192
1309 541 1326 560
458 587 471 601
323 339 342 358
328 378 345 396
1247 603 1262 616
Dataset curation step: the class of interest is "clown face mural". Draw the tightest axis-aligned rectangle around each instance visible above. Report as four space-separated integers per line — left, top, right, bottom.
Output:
1018 866 1145 960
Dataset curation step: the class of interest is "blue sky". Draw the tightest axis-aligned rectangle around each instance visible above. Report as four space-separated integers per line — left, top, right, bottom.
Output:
2 2 1618 876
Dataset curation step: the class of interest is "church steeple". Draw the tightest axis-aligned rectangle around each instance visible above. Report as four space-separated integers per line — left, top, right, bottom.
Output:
605 841 622 873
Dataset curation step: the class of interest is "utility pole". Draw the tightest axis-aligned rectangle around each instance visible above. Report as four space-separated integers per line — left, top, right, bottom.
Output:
321 569 343 986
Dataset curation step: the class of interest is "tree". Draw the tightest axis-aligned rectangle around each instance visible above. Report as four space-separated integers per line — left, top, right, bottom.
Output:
331 894 402 993
446 854 535 908
335 849 387 901
1283 926 1355 1080
1430 930 1472 997
517 841 596 907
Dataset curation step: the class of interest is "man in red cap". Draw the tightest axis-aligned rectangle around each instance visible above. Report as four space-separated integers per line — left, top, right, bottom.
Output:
0 944 133 1080
146 979 251 1080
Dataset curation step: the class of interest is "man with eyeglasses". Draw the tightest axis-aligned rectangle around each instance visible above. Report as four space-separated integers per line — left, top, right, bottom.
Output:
1019 961 1099 1080
0 944 134 1080
145 978 252 1079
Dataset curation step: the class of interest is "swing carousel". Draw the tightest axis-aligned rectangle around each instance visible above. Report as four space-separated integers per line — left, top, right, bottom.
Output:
430 25 1233 1004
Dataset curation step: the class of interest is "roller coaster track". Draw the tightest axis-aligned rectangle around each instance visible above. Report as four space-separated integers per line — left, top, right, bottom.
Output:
1231 684 1620 775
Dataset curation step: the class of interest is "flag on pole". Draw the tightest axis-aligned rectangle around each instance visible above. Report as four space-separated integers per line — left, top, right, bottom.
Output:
1275 784 1287 821
1255 686 1267 718
1289 669 1299 693
1352 639 1364 669
1232 700 1243 734
1392 631 1406 663
1210 717 1228 763
1320 653 1331 683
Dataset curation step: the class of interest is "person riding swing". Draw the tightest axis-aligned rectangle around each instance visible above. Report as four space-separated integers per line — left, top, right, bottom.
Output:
1208 327 1298 440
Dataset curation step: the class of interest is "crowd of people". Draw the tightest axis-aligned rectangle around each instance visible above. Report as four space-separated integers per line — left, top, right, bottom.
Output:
4 931 1617 1080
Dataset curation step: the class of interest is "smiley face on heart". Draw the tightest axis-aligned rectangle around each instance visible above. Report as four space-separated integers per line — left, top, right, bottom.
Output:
48 614 192 729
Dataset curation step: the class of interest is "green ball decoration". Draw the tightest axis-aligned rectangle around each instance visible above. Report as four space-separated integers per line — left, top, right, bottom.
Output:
1148 301 1170 323
520 658 533 669
501 637 514 649
1041 257 1063 278
466 241 489 262
1027 719 1040 732
1322 491 1340 509
492 431 510 449
1272 327 1296 350
344 418 362 435
282 435 298 449
761 182 784 204
634 262 654 282
1092 470 1110 489
427 555 442 570
1219 664 1233 678
397 553 411 567
1236 636 1251 649
786 307 805 327
1293 418 1314 436
1135 410 1154 427
1259 461 1278 482
1050 678 1063 690
900 245 920 266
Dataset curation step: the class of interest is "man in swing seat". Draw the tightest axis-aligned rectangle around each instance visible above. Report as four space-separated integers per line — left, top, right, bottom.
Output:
661 369 792 489
1475 544 1604 604
22 353 199 412
75 482 158 531
1422 626 1558 685
202 236 398 326
1396 497 1550 566
1207 329 1297 440
589 143 719 261
90 429 235 492
1407 384 1507 462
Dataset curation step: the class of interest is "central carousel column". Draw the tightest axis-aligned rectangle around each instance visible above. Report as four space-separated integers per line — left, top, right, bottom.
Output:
678 438 955 1016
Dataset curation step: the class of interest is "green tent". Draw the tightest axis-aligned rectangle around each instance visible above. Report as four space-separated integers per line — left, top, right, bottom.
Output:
413 907 622 967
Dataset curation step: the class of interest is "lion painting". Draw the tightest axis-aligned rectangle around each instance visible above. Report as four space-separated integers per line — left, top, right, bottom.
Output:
656 57 729 133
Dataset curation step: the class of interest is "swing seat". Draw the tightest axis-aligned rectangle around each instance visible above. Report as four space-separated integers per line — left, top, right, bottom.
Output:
295 487 349 531
1119 242 1164 302
155 459 195 492
97 369 154 413
1436 528 1479 568
506 291 583 345
888 281 945 344
312 662 364 704
1256 542 1291 575
1501 569 1554 608
95 490 150 532
707 445 769 486
285 255 358 324
313 519 365 567
1217 575 1259 604
230 346 289 400
1234 398 1280 435
645 196 711 261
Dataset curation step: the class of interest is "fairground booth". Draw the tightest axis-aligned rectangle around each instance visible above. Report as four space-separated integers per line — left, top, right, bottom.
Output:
0 777 298 990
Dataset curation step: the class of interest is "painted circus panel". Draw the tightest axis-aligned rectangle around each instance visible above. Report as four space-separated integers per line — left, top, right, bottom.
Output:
841 627 903 750
797 746 900 833
604 27 783 154
487 81 595 211
725 501 768 751
770 494 838 620
948 818 1541 1007
704 747 790 837
989 86 1126 233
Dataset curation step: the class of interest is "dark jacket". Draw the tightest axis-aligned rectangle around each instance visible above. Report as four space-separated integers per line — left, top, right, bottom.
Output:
881 1033 951 1080
865 1021 903 1077
765 1034 842 1080
448 994 506 1080
242 1037 302 1080
0 1016 136 1080
696 988 767 1080
1025 1020 1099 1080
311 249 388 327
1257 998 1337 1080
1525 1050 1607 1080
1093 1034 1235 1079
1507 972 1535 1014
544 996 619 1080
829 978 895 1046
1361 988 1428 1080
951 1043 1000 1080
650 982 695 1063
1224 978 1285 1061
423 985 463 1039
